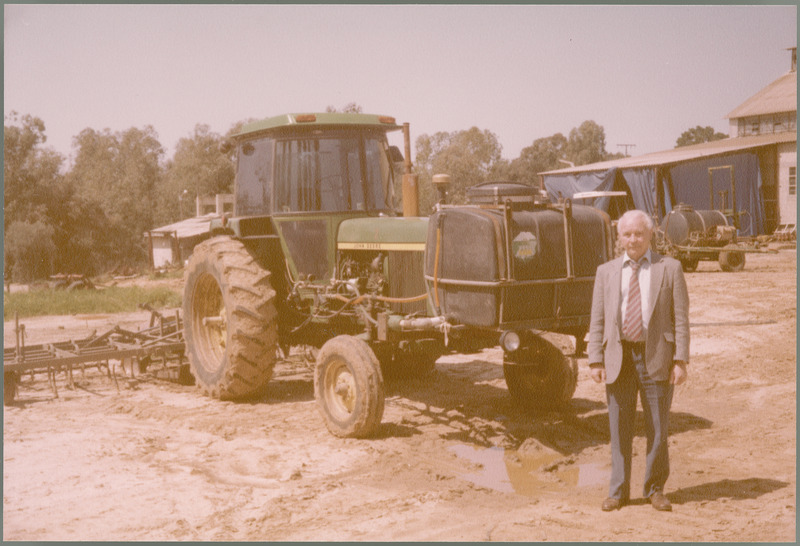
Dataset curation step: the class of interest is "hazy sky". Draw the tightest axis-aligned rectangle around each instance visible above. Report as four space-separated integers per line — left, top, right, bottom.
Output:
4 4 797 165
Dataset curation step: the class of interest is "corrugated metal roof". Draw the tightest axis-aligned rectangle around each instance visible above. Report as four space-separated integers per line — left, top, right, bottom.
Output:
726 70 797 119
540 131 797 175
147 214 217 239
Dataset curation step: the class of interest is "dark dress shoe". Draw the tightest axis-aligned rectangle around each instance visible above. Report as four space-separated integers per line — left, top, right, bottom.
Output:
649 491 672 511
601 497 624 511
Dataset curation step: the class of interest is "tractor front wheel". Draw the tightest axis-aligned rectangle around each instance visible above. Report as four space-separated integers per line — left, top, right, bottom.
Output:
183 236 279 400
315 335 385 438
503 333 577 409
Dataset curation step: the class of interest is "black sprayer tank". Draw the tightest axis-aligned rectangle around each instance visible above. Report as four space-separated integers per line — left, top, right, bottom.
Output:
660 204 728 246
424 182 612 330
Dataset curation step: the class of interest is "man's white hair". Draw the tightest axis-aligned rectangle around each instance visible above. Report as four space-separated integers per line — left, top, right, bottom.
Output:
618 209 654 232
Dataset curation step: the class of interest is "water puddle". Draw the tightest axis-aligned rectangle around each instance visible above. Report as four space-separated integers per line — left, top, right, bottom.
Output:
448 444 608 496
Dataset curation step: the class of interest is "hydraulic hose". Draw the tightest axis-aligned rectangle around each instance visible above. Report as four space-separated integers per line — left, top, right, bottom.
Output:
332 292 428 305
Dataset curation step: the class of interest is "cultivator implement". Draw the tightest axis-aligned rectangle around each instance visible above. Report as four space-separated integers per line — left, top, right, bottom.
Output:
3 309 189 405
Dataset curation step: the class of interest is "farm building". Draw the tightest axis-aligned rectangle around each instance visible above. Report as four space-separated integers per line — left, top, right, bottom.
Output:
540 48 797 237
144 194 233 268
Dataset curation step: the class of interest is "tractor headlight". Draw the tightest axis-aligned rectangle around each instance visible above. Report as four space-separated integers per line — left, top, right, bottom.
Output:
500 331 521 353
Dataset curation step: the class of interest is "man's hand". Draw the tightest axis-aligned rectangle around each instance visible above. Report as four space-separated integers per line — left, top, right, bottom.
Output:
670 361 688 385
590 366 606 384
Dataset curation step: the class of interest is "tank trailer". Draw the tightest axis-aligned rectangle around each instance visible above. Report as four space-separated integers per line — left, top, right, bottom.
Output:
656 204 748 272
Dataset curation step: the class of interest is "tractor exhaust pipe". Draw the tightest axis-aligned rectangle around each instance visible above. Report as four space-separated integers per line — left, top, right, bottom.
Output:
402 122 419 217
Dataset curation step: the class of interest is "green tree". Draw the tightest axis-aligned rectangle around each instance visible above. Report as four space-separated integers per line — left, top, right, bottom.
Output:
4 220 56 282
506 133 568 185
413 127 503 211
3 112 63 229
675 125 728 147
3 112 80 280
48 182 117 277
565 120 608 165
497 121 621 190
326 103 363 113
157 124 235 224
68 126 165 269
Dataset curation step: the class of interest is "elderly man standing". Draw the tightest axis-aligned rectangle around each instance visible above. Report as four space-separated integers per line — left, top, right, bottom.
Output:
588 209 689 512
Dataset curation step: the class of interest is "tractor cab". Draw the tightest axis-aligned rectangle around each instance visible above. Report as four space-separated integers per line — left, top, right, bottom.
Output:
216 113 404 282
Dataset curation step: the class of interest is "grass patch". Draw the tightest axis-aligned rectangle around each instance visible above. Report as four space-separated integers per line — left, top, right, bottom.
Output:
4 286 183 320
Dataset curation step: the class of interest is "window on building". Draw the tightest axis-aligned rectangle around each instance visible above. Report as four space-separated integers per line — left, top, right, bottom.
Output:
789 167 796 196
762 114 774 134
740 117 760 136
774 113 787 133
735 114 798 136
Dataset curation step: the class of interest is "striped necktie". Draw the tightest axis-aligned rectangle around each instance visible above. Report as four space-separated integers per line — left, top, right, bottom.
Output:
622 261 643 342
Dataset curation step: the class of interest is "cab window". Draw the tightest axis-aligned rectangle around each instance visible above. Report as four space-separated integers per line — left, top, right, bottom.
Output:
274 133 393 213
235 137 273 216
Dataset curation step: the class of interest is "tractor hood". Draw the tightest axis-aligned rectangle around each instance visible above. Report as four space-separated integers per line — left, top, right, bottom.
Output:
337 216 429 251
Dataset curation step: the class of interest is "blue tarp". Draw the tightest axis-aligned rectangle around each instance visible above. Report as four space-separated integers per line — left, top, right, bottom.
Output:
621 169 657 217
544 168 619 203
666 153 763 236
543 167 655 218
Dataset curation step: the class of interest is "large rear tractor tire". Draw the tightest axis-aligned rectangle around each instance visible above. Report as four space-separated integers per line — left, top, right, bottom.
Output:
503 333 578 409
315 335 385 438
718 244 746 272
183 236 279 400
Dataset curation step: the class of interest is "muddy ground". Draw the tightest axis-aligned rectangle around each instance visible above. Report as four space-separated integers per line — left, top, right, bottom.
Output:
3 248 796 541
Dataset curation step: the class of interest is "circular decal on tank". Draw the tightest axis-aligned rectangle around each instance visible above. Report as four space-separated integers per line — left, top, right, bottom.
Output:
512 231 538 261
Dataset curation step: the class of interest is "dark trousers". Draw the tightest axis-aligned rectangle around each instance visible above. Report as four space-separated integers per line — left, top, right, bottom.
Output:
606 341 674 500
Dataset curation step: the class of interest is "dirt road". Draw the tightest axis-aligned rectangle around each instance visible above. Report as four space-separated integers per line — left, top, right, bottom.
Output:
3 249 796 541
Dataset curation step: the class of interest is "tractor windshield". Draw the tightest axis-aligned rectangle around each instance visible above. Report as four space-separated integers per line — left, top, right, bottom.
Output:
274 132 394 214
235 131 395 216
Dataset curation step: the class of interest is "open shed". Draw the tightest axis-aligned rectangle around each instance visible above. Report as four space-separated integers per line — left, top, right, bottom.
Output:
540 132 795 236
144 214 217 269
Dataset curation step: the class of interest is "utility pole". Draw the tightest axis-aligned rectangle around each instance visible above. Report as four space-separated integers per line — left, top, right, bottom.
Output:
617 143 636 157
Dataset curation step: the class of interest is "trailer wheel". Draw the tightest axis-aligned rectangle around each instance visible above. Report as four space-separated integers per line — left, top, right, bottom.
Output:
4 371 19 405
183 236 278 400
718 244 746 272
315 335 385 438
503 334 577 408
680 256 699 273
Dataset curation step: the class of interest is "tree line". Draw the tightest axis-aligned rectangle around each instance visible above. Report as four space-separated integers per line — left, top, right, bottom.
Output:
411 120 625 211
4 108 722 282
4 112 241 282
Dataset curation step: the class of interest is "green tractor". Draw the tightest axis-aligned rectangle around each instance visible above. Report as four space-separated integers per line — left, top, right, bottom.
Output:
182 112 614 438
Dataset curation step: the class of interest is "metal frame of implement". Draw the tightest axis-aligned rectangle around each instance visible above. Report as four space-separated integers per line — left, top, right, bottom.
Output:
3 310 186 404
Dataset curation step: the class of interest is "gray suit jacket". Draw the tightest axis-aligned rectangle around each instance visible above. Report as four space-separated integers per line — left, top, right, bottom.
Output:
588 252 690 383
